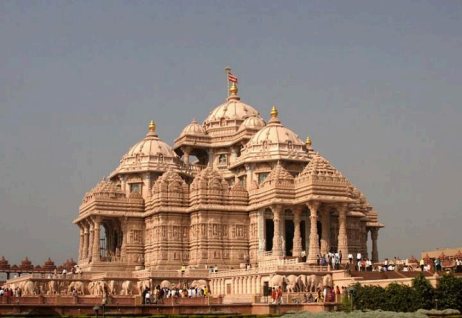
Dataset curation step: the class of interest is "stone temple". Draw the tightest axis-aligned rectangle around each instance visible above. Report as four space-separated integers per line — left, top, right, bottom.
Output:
74 80 384 279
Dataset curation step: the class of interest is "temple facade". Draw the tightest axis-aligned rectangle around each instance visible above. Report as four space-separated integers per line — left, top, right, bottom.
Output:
73 80 384 273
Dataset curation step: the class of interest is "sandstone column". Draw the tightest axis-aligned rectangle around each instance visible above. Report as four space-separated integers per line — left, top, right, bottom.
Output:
78 224 85 261
337 203 349 262
88 221 94 260
320 207 330 256
256 275 262 295
371 228 379 262
182 146 191 166
307 201 320 264
83 225 89 259
292 206 303 257
233 277 237 295
92 217 102 261
272 205 283 257
238 277 243 295
258 210 266 252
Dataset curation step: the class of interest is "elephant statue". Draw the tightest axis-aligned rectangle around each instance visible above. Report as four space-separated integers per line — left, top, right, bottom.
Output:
68 281 86 295
107 280 118 296
190 279 207 289
47 280 58 295
298 275 309 292
286 275 301 293
160 280 172 289
270 275 289 290
307 275 321 293
120 280 135 296
322 274 333 288
88 281 106 296
137 280 150 294
21 281 36 296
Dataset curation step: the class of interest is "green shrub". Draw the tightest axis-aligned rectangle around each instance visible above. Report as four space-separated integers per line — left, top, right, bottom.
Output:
435 273 462 311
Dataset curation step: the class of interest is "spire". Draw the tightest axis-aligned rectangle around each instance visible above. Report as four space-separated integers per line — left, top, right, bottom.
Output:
146 120 158 138
149 120 156 132
268 106 281 124
305 136 312 147
230 82 238 95
271 106 278 118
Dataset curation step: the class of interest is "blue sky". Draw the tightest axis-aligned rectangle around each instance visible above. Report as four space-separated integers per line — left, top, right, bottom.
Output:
0 0 461 267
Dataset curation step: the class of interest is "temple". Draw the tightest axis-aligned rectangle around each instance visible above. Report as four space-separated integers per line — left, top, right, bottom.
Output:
73 79 384 274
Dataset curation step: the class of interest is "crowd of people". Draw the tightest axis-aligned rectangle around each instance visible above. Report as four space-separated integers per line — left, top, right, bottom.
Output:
141 284 209 304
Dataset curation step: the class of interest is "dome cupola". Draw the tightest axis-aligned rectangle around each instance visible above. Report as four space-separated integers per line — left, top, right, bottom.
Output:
110 120 181 178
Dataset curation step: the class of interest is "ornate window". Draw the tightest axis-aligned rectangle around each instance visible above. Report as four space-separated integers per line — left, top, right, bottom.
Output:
258 172 269 184
158 154 164 162
218 154 227 164
287 141 293 150
239 175 246 187
130 183 141 193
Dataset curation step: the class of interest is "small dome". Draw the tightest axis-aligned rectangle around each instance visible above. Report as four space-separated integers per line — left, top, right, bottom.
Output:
234 107 310 165
180 119 206 136
111 121 181 178
239 115 266 131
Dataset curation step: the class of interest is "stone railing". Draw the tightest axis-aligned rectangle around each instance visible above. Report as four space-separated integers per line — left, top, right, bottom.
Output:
258 258 299 268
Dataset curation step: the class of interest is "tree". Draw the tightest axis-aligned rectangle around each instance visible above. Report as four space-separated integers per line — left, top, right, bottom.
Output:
412 274 435 310
436 273 462 311
383 283 416 312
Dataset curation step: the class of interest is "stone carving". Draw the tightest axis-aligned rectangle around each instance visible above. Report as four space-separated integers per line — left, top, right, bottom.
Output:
322 274 333 288
190 279 208 289
307 274 321 293
160 280 172 288
286 275 301 293
120 280 134 296
20 281 36 296
270 275 289 289
47 280 58 295
68 281 86 295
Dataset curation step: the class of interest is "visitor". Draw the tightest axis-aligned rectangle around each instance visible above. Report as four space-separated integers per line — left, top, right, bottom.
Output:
316 254 320 266
62 268 67 278
145 289 151 304
277 286 283 304
339 250 343 264
335 286 340 302
348 253 353 264
356 252 362 265
181 265 186 277
271 287 276 304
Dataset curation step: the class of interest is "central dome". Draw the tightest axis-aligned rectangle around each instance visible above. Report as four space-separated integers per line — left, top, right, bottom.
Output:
203 83 260 136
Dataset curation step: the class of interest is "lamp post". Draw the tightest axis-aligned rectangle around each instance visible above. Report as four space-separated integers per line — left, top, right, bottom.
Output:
93 305 100 318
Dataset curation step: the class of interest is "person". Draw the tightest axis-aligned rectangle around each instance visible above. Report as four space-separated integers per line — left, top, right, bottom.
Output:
335 286 341 302
420 258 425 271
316 254 320 266
338 250 343 264
277 286 283 304
181 265 186 277
271 287 276 304
348 253 353 264
62 268 67 278
145 289 151 304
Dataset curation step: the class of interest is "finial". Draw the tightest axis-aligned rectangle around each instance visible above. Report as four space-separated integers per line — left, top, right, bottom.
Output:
270 106 278 118
149 120 156 132
229 82 238 95
305 136 312 147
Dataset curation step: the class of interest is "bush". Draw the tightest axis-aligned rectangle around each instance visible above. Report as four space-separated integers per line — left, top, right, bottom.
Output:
435 273 462 311
412 274 435 310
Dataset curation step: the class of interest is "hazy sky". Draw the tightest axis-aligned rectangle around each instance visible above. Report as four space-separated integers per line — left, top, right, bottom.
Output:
1 0 461 269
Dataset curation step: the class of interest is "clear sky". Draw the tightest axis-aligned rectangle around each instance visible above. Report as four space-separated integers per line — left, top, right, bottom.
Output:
1 0 461 268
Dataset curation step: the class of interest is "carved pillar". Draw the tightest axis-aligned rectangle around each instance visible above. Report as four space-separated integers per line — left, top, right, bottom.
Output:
142 173 151 199
307 201 320 264
238 277 243 295
258 210 266 252
88 221 94 260
320 207 330 256
337 203 349 262
78 224 84 261
292 206 303 257
92 217 102 261
271 205 283 257
230 146 239 164
233 277 237 295
256 275 262 295
182 146 191 165
362 227 369 260
221 278 225 295
82 224 89 259
371 228 379 262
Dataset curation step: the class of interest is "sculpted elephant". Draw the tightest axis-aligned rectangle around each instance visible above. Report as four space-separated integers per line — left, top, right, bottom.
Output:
68 281 86 295
107 280 118 296
190 279 207 289
120 280 135 296
286 275 301 293
160 280 172 289
88 281 106 296
298 275 309 292
47 280 58 295
270 275 289 290
307 275 321 293
21 281 36 296
137 280 150 294
322 274 333 288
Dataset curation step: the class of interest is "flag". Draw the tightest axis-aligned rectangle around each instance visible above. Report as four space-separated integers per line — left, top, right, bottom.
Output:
228 72 238 83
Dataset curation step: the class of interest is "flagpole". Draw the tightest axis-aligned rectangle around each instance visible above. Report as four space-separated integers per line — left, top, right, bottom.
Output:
225 66 231 97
